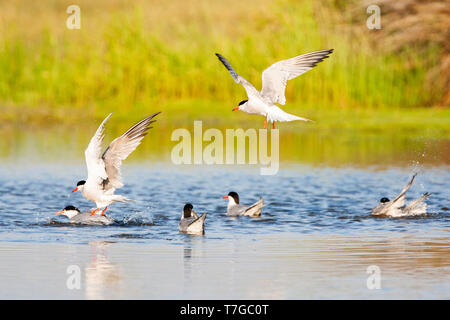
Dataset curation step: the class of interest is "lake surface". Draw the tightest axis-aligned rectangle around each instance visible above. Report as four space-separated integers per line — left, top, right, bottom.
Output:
0 163 449 299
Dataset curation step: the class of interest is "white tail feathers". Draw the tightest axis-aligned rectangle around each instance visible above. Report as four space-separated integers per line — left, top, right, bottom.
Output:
266 106 312 123
114 195 132 203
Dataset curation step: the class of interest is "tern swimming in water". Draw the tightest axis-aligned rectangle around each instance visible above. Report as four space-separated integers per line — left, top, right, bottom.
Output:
371 174 431 217
215 49 333 128
56 205 116 225
224 191 264 217
72 112 160 216
179 203 207 235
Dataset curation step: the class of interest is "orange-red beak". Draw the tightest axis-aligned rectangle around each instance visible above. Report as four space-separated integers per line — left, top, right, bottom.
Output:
232 107 239 111
56 210 64 215
223 196 228 199
72 187 78 193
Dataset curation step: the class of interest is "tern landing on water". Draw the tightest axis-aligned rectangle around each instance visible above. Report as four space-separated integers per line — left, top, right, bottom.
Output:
179 203 207 235
371 174 431 217
56 206 116 225
224 192 265 217
72 112 161 216
215 49 333 129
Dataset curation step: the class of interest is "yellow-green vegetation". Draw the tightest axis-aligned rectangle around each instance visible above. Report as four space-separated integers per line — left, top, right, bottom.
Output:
0 0 447 126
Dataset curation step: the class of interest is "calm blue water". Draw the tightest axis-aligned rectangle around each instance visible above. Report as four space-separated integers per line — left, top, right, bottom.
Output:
0 163 448 243
0 163 449 299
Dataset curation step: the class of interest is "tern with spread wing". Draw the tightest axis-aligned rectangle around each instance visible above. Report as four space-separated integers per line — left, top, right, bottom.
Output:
371 174 431 217
224 191 264 217
216 49 333 128
179 203 207 235
72 112 160 215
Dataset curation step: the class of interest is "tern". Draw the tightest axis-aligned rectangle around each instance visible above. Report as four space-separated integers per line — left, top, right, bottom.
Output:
56 205 116 225
216 49 333 128
179 203 207 235
371 174 431 217
224 191 264 217
72 112 160 216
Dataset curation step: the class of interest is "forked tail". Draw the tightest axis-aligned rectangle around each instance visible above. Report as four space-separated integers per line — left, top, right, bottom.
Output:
113 195 133 203
267 106 313 123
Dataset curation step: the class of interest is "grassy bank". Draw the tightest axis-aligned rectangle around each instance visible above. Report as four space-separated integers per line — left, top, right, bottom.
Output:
0 0 446 124
1 99 449 134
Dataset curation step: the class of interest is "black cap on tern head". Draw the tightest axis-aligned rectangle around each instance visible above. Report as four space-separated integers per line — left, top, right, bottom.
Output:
64 205 80 212
380 197 390 203
183 203 194 218
77 180 86 186
228 191 239 204
238 100 248 106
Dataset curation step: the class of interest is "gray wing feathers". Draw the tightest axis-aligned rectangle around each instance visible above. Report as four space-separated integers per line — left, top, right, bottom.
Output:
215 53 260 98
216 53 239 83
179 213 207 234
243 197 264 217
391 173 417 208
71 212 116 225
187 213 207 234
371 174 425 216
102 112 160 190
261 49 333 104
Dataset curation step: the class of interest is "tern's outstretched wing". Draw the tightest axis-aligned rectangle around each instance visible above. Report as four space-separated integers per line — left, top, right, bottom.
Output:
101 112 160 190
216 53 260 99
261 49 333 105
374 174 418 215
84 113 113 184
405 192 430 214
390 173 417 208
186 213 207 234
371 174 418 216
243 197 265 217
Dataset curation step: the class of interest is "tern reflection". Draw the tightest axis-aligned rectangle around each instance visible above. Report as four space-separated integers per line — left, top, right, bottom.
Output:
85 241 123 299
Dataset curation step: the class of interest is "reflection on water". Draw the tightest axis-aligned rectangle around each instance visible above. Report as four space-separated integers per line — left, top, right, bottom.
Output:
0 120 449 299
0 233 448 299
85 242 123 300
0 124 449 166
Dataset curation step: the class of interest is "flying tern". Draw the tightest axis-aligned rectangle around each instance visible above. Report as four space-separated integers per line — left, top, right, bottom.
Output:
216 49 333 128
72 112 160 215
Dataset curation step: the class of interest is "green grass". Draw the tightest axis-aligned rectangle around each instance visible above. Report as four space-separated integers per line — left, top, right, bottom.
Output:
0 0 446 125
